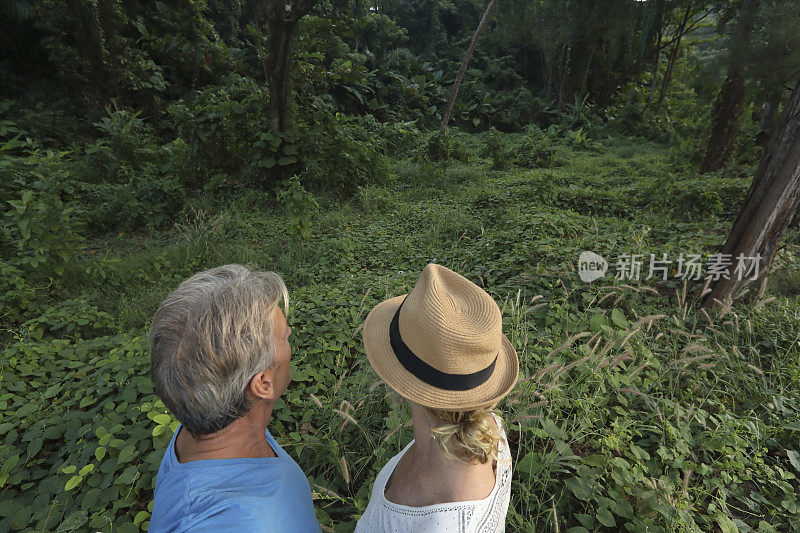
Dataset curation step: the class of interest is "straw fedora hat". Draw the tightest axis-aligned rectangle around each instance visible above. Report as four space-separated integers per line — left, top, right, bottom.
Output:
363 263 519 411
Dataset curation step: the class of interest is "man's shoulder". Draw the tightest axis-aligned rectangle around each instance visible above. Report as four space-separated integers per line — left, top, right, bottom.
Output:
182 502 276 532
153 485 320 533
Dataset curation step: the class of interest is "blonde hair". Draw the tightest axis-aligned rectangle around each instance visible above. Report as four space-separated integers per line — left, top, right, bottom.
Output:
427 405 503 464
149 264 289 437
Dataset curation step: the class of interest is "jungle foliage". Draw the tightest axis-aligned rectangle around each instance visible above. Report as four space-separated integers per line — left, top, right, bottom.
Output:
1 0 800 531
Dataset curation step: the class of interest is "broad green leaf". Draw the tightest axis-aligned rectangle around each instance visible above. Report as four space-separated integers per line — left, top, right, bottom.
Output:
117 445 137 464
589 314 609 332
65 475 82 491
758 521 779 533
58 509 88 531
516 452 543 476
28 438 43 458
610 308 627 328
152 413 171 426
79 396 96 408
596 507 615 528
565 476 593 501
116 466 139 485
1 454 19 474
787 450 800 473
716 513 739 533
81 488 102 511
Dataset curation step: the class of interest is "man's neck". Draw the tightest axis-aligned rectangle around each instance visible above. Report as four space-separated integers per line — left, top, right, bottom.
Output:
175 402 276 463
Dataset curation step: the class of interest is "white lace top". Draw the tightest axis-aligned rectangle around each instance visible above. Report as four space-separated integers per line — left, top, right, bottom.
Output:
354 415 512 533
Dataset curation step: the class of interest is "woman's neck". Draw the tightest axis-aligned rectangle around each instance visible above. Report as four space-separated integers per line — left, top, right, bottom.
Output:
383 404 495 506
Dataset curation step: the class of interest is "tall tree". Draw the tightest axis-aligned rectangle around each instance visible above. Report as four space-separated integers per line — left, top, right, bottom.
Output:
440 0 498 133
751 0 800 146
700 0 760 172
704 77 800 306
263 0 319 133
652 0 712 115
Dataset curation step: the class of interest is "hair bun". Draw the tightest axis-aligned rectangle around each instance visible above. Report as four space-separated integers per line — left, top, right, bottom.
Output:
428 406 502 464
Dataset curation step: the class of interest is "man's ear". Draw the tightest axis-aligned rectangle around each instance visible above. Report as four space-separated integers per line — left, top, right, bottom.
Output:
249 367 277 401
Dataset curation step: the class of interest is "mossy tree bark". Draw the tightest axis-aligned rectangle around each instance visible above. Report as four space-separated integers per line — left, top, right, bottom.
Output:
704 78 800 307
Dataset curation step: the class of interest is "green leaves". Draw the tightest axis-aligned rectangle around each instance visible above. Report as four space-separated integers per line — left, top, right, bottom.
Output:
787 450 800 473
517 452 544 476
117 445 137 465
65 475 82 491
610 308 628 329
565 476 593 501
277 175 319 243
116 466 139 485
1 155 82 277
150 413 171 426
0 332 158 529
2 123 800 533
595 507 616 528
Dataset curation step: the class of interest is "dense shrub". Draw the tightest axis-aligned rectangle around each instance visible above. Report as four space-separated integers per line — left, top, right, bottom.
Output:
485 127 510 170
368 120 424 157
73 174 185 233
300 112 388 195
670 176 751 218
67 105 187 232
481 127 558 170
610 101 678 143
278 175 319 242
0 146 82 276
164 74 275 188
0 261 38 324
512 127 557 168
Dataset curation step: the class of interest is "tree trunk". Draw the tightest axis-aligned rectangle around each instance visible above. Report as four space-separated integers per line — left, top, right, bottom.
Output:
266 19 296 133
703 78 800 307
654 3 692 115
68 0 109 90
700 72 746 172
563 36 593 105
757 88 782 146
643 28 663 114
700 0 760 172
440 0 498 133
263 0 319 133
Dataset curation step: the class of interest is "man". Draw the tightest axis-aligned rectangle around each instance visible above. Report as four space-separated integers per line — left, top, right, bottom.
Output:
148 264 320 532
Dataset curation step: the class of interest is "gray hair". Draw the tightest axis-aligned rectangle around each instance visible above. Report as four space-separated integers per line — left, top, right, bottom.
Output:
148 264 289 437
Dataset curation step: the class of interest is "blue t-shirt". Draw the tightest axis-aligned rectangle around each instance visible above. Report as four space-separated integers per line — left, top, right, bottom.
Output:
149 425 321 533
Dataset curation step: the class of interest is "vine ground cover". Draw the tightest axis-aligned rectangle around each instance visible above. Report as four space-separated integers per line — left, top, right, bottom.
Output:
2 134 800 532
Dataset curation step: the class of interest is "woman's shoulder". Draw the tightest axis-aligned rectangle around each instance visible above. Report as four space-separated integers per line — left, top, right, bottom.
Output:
371 439 414 495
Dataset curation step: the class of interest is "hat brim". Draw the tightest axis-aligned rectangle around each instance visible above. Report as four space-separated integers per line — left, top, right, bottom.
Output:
362 295 520 411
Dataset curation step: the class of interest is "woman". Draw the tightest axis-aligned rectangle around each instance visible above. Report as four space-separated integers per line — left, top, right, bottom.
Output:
356 263 520 533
